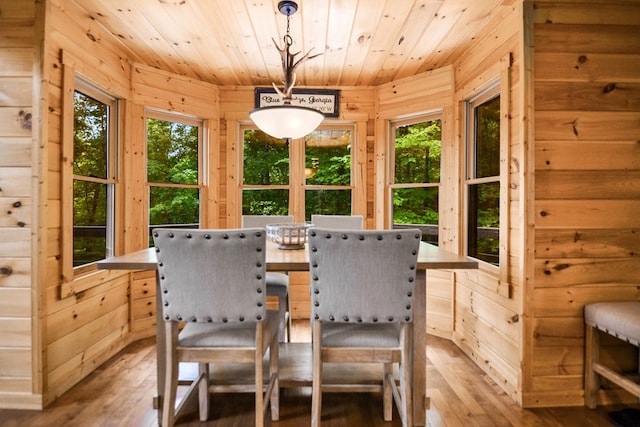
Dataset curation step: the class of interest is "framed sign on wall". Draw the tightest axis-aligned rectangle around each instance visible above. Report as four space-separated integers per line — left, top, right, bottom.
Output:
254 88 340 118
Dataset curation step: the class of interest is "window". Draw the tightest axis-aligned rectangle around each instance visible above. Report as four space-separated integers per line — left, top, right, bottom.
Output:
146 112 202 244
389 116 442 244
241 126 354 220
242 129 290 215
304 129 352 219
72 85 117 267
466 91 501 265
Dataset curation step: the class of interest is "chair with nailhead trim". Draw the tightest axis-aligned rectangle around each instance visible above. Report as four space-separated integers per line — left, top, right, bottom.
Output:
308 228 421 427
152 228 279 427
242 215 294 342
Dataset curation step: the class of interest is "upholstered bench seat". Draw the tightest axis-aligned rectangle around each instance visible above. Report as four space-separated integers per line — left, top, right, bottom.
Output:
584 301 640 409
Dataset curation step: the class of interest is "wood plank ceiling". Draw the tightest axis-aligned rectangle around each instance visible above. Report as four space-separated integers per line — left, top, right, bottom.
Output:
71 0 512 87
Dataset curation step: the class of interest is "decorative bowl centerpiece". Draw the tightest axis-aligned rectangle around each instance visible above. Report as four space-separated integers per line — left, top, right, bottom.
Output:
266 223 312 250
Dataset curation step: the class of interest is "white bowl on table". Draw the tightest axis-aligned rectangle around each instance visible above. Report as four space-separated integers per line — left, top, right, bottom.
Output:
266 223 312 250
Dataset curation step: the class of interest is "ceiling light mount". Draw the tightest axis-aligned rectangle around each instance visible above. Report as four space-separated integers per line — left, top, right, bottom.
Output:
278 1 298 16
249 0 324 140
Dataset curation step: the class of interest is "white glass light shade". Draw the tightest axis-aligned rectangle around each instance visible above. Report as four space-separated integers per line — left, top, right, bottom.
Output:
249 105 324 139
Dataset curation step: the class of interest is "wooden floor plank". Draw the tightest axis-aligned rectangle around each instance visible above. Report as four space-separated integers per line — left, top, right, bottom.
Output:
0 320 635 426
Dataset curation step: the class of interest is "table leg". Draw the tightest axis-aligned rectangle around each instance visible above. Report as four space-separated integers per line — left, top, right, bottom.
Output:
412 270 427 426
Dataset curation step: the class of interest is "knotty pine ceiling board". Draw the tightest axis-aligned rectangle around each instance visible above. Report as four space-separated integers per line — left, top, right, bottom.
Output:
72 0 507 87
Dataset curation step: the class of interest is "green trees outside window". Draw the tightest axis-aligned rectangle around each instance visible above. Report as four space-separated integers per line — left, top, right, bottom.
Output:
242 128 353 219
467 94 501 265
391 118 442 244
147 116 201 244
242 130 290 215
304 129 352 219
73 89 115 267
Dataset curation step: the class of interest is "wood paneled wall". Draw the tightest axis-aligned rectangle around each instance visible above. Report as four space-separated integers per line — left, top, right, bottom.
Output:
450 2 524 404
0 0 39 409
526 0 640 407
42 0 134 407
38 0 221 407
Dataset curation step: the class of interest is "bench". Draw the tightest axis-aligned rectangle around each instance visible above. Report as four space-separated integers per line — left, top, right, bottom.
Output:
584 301 640 408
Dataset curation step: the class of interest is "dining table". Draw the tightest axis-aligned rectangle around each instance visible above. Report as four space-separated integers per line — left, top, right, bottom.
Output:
98 239 477 426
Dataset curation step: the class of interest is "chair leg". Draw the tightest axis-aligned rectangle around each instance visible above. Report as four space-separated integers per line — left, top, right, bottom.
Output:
585 323 600 409
270 329 280 421
383 363 393 421
278 293 287 342
400 324 413 427
311 320 323 427
255 323 265 427
198 363 210 421
285 292 292 342
162 322 179 427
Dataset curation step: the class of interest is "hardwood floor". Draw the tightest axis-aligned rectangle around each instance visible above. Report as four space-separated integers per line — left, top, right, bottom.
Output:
0 320 635 427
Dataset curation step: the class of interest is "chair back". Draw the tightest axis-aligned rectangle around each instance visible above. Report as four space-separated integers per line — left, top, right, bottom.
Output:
309 228 421 324
310 215 363 230
153 228 267 323
242 215 294 228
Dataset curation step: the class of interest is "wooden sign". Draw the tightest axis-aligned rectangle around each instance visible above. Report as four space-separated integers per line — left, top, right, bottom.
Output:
254 88 340 118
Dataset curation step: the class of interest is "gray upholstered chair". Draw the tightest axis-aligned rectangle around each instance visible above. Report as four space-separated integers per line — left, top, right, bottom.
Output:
308 228 421 427
152 228 279 427
242 215 294 342
310 214 364 230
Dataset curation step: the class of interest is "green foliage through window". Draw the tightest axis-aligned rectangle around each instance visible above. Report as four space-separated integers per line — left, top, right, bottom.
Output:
394 121 441 184
147 116 200 244
468 94 500 265
242 128 353 218
305 189 352 220
147 118 199 184
73 89 114 267
305 130 351 186
305 130 352 218
391 119 441 244
242 189 289 216
243 130 289 186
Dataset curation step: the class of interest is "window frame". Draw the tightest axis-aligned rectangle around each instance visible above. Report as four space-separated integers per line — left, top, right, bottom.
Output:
239 124 291 215
464 82 504 269
300 125 355 220
145 109 205 242
69 79 119 275
387 113 443 244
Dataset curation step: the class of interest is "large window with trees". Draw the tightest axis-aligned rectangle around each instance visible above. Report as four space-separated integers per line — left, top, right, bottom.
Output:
466 90 501 265
146 112 202 243
241 126 354 220
72 85 117 267
389 116 442 244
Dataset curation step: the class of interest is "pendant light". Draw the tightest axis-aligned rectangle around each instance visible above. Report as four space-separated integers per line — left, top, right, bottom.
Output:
249 1 324 140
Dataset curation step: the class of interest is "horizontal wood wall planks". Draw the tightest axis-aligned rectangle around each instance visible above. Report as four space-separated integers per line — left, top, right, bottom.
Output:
0 4 36 408
528 0 640 408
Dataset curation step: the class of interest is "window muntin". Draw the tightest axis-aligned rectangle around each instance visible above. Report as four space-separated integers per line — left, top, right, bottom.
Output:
241 126 354 220
466 93 500 265
146 113 202 243
389 117 442 245
72 88 117 267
